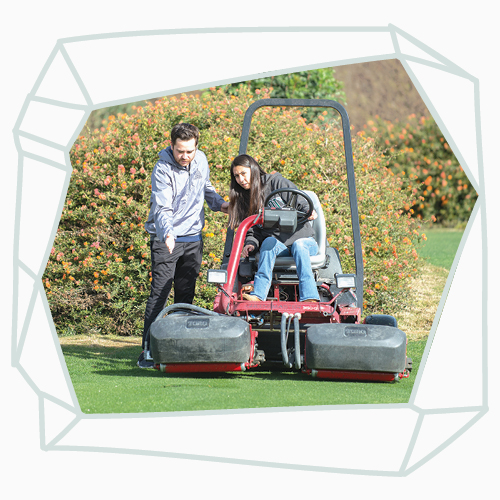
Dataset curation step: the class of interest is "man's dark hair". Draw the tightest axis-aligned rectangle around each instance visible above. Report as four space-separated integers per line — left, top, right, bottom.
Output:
170 123 200 146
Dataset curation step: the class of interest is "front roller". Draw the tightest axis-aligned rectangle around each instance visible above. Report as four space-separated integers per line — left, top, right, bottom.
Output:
149 304 264 373
304 323 410 382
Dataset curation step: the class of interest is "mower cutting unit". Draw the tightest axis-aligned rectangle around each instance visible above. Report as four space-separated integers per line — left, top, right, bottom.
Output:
147 99 412 382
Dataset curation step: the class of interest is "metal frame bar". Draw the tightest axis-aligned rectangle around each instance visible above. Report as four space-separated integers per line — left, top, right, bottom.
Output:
222 98 364 310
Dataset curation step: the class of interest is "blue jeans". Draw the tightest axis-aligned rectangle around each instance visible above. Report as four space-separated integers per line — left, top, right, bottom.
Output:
250 237 320 302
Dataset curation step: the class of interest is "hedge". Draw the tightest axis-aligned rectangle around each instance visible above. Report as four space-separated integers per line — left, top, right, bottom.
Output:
362 114 477 225
44 85 426 336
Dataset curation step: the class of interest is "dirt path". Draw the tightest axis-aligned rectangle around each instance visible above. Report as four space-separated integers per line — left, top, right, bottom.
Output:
397 263 449 341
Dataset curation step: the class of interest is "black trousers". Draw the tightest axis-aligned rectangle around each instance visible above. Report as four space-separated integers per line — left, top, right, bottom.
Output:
142 238 203 348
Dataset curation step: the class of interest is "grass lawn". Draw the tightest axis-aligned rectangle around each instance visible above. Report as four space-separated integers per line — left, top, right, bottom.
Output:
61 336 426 414
417 228 465 270
59 228 463 415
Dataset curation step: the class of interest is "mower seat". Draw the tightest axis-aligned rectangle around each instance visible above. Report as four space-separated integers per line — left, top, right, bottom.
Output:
255 190 327 271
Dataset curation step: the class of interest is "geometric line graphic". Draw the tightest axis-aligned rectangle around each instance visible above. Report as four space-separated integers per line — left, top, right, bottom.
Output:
12 25 487 475
412 205 484 410
403 410 483 472
40 397 80 449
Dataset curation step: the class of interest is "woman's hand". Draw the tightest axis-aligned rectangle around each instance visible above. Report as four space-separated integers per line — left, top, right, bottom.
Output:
308 210 318 221
241 244 255 259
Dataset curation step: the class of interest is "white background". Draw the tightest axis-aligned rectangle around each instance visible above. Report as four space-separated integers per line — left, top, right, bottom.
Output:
2 1 497 498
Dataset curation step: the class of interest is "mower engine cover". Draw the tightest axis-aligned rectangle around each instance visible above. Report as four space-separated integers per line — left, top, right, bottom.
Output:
150 314 252 364
263 207 297 233
305 323 407 373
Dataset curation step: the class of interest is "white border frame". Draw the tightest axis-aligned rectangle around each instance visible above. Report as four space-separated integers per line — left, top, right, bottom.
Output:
12 25 487 475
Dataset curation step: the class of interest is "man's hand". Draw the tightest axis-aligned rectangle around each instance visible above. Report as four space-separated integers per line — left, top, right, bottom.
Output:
165 234 175 253
220 202 229 214
241 244 255 259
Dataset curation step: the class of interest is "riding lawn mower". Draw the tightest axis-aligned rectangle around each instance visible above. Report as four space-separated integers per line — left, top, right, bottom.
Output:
144 98 412 382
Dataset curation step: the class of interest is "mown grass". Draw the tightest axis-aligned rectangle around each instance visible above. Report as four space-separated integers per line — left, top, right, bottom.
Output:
59 228 463 414
417 228 465 270
61 337 426 414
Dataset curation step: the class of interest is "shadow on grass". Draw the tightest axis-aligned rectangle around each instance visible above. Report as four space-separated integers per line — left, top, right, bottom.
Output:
60 340 427 412
61 344 315 381
61 341 423 385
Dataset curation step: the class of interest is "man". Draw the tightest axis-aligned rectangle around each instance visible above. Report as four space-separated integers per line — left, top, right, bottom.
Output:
137 122 229 368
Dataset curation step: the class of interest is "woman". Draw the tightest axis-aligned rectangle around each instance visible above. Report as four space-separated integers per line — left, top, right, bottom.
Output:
228 154 320 302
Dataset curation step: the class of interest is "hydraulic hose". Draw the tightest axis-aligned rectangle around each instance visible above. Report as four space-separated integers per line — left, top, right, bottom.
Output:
294 314 301 370
155 303 222 322
281 313 292 368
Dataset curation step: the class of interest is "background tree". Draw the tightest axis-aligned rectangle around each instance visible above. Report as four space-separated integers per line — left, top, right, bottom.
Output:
363 114 477 226
222 68 346 122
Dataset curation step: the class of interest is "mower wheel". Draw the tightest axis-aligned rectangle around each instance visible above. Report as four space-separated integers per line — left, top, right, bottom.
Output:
364 314 398 328
406 356 413 372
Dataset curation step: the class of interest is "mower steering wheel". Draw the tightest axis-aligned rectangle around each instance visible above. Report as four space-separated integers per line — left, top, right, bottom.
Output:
264 188 314 224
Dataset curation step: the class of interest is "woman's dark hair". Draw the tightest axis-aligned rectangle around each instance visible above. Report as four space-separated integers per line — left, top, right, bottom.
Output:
170 123 199 146
228 154 267 228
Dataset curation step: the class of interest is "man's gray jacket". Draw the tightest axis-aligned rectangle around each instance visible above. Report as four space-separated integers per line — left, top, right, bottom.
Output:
145 146 225 242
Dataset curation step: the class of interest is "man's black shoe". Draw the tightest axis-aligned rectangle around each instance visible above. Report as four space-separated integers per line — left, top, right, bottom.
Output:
137 350 155 369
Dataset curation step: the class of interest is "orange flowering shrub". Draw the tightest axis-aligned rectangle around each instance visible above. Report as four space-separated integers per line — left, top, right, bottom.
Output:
44 85 425 336
363 114 478 224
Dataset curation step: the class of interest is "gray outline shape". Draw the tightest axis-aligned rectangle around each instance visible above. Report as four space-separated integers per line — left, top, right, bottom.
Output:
11 25 487 475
